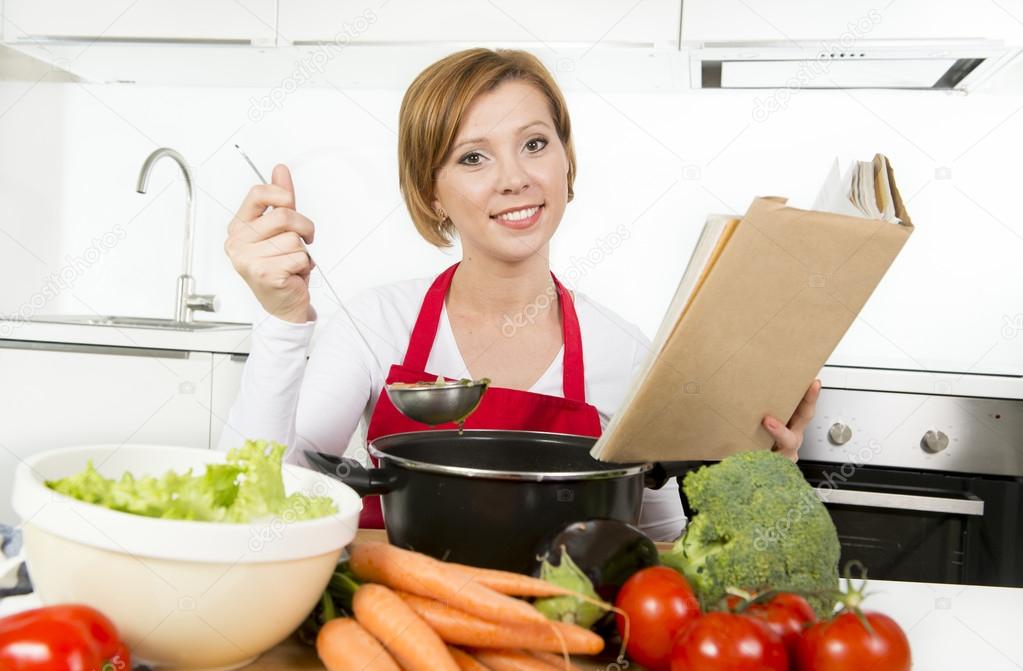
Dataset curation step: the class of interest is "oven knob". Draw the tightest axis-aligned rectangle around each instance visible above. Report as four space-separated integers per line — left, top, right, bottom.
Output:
828 422 852 445
921 430 950 453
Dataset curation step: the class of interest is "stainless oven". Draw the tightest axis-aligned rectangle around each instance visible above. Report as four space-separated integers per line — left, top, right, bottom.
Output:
797 366 1023 587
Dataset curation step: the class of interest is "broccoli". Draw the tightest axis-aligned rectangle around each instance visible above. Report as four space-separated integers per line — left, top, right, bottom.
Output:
659 450 840 617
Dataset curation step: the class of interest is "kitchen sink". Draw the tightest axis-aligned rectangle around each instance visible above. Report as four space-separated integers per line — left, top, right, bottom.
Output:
26 315 251 331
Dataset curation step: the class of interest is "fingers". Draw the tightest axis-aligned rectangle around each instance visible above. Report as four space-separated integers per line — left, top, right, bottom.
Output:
232 163 296 225
252 231 312 258
225 225 314 271
787 379 822 435
774 445 800 463
762 379 821 463
764 417 800 462
246 251 313 288
231 206 315 245
223 163 313 324
769 425 797 462
278 250 314 277
272 163 295 202
232 183 296 225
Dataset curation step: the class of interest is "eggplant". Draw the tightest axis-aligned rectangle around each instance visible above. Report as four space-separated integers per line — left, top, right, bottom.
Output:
533 519 659 603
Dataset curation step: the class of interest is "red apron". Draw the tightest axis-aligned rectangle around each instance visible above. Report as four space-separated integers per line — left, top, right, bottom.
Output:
359 261 602 529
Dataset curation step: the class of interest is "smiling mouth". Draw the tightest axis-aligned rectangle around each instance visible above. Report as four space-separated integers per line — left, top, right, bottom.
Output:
490 203 544 224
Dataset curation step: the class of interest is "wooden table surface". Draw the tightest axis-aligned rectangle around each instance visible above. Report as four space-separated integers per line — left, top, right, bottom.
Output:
246 529 648 671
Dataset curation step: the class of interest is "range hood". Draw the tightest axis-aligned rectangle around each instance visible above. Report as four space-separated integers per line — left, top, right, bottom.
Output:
689 39 1015 91
681 1 1023 91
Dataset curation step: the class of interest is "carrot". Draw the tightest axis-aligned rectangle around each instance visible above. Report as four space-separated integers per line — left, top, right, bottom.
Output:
352 583 460 671
315 618 401 671
353 541 577 598
443 563 581 598
472 649 564 671
449 646 493 671
529 651 582 671
399 592 604 655
349 542 548 626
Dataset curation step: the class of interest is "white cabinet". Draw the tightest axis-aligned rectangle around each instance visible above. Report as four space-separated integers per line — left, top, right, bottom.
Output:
2 0 685 48
2 0 277 44
277 0 682 48
210 353 247 451
0 341 213 524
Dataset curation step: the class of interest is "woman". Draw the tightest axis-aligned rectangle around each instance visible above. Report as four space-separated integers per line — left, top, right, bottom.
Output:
219 48 820 541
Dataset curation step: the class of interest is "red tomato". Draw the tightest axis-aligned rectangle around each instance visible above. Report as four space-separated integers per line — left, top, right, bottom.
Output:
35 605 126 666
795 610 911 671
614 567 701 671
671 611 789 671
0 604 130 671
744 592 817 656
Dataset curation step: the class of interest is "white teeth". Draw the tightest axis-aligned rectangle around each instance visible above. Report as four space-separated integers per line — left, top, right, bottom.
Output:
494 205 540 222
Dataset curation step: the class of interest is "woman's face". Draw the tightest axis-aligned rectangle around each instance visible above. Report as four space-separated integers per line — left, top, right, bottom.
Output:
433 79 570 263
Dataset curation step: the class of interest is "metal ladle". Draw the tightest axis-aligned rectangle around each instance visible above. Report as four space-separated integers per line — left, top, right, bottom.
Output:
385 378 490 427
234 145 490 427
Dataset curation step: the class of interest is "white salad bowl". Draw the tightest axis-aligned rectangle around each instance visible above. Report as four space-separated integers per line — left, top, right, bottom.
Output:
12 443 362 671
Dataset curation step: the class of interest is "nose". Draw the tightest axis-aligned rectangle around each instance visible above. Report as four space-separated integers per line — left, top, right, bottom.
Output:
497 154 530 194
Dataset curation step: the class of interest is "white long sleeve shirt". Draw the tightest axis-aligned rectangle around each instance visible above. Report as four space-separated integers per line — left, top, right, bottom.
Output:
217 275 686 542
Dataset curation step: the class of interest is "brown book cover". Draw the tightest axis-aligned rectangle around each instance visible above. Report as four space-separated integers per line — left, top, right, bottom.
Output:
592 155 914 463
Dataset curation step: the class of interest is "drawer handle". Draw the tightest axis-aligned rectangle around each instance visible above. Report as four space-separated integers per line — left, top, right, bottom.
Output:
0 339 190 359
815 488 984 516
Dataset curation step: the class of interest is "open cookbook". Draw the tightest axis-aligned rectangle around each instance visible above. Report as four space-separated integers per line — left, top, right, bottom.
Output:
591 154 914 462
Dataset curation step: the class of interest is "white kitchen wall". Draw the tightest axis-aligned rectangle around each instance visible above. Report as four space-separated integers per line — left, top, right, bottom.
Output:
1 53 1021 374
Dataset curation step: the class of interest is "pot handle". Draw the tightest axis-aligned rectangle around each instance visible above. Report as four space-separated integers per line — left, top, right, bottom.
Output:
303 450 402 497
645 460 712 518
644 460 709 490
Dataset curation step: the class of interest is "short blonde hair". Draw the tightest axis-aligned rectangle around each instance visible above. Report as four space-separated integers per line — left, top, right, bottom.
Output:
398 48 577 247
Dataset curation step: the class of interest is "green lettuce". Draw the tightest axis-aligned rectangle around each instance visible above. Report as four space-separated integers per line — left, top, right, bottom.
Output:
47 439 336 523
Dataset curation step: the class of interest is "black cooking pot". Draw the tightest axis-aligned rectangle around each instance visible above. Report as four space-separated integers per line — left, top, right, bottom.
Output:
305 429 700 573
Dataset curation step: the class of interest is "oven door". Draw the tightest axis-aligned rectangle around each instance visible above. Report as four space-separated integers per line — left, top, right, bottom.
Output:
799 462 986 584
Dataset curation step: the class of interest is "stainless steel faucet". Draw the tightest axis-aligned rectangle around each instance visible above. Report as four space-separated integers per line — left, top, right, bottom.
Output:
136 148 217 323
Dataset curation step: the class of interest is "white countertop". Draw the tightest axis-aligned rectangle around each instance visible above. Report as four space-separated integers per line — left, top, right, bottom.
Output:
3 318 1020 392
1 579 1020 669
857 578 1023 670
0 318 253 355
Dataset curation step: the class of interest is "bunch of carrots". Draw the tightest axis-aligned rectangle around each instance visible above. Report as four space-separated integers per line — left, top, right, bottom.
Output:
315 541 615 671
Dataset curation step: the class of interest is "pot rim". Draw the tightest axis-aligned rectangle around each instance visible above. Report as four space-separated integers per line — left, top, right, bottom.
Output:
367 429 653 481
